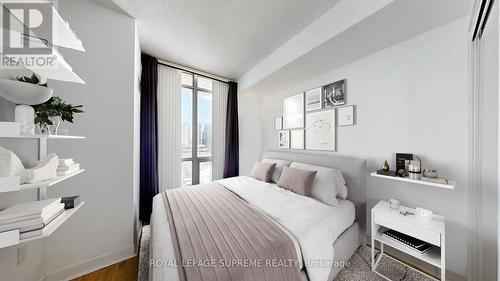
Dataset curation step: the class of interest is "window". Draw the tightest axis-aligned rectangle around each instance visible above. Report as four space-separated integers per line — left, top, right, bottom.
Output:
181 72 213 186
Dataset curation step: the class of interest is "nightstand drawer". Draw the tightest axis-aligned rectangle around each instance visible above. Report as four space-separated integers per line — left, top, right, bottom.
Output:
373 212 441 246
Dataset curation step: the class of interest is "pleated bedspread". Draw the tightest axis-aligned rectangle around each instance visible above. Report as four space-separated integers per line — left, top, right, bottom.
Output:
163 183 302 281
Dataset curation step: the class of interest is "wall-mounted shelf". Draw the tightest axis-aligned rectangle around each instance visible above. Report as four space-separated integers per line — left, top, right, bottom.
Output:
0 169 85 194
0 134 85 140
370 172 455 189
0 202 85 249
0 132 85 199
0 48 85 84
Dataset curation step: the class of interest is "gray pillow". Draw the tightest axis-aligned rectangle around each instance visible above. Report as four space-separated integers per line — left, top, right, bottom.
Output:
277 166 317 196
250 161 276 182
261 158 292 183
290 162 345 206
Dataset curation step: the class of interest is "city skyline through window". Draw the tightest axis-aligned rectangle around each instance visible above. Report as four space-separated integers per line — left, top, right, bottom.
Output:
181 72 212 186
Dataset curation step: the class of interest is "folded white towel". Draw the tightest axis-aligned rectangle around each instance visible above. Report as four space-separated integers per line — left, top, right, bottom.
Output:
57 163 79 172
25 154 58 183
58 158 74 166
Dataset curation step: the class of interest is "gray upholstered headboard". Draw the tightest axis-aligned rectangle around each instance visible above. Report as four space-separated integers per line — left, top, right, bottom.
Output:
261 151 367 238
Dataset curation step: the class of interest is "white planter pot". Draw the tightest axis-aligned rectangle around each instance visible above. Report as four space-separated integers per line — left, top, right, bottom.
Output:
0 79 53 105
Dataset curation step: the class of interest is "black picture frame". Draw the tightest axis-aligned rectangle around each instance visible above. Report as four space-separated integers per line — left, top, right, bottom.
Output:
323 79 346 108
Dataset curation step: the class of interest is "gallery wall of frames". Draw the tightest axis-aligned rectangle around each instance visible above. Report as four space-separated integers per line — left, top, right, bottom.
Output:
274 79 356 151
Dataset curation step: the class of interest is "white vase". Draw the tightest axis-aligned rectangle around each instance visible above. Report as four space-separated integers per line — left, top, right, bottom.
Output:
49 115 61 135
14 105 35 135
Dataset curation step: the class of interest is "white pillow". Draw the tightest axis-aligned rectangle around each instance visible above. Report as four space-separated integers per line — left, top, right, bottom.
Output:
290 162 347 206
338 184 348 200
0 146 26 182
261 158 292 183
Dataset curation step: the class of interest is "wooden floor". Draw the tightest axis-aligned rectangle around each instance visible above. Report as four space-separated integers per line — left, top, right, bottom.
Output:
72 256 139 281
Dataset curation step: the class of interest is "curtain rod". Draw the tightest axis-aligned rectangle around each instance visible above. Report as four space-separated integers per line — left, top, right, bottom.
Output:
157 59 231 84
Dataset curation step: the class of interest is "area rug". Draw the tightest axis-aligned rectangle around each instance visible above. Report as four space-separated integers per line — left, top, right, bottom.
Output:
138 225 433 281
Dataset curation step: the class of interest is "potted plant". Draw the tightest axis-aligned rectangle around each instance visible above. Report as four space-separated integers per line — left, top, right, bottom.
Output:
33 96 84 135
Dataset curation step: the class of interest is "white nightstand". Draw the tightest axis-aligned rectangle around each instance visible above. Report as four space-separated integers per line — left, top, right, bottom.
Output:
371 200 445 280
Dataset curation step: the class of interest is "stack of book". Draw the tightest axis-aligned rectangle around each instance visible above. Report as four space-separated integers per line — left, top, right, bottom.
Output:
57 159 80 177
383 229 432 254
0 198 64 240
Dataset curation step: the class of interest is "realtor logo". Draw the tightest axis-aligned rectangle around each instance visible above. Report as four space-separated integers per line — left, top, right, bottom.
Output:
0 1 56 69
2 2 52 54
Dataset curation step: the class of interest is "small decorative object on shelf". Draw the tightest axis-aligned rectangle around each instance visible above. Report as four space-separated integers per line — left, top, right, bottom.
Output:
408 158 422 180
33 96 84 135
15 105 36 135
377 169 397 177
396 153 413 177
421 177 449 185
423 169 438 179
0 122 20 137
382 160 390 171
416 207 433 217
389 198 400 210
61 196 80 209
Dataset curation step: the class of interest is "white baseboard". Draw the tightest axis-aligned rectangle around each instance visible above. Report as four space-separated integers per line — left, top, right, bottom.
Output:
44 246 136 281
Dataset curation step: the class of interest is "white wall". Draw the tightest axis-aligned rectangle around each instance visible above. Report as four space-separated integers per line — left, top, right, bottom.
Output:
44 0 138 279
238 95 262 175
254 17 469 279
133 21 142 253
479 1 499 280
0 0 140 280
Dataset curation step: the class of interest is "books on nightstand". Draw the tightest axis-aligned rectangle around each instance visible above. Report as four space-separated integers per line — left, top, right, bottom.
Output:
383 229 432 254
0 198 65 240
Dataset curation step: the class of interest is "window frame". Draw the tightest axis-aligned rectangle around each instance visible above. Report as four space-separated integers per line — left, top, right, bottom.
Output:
181 72 212 185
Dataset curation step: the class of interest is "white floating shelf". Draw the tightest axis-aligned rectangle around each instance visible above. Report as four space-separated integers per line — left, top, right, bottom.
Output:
0 169 85 194
370 172 455 189
0 38 84 84
0 134 85 139
0 202 85 248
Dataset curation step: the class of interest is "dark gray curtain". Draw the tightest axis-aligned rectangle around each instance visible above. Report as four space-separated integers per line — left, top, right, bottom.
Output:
223 82 239 178
139 53 159 221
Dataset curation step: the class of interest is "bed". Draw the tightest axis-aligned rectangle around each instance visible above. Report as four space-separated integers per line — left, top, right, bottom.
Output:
150 151 367 281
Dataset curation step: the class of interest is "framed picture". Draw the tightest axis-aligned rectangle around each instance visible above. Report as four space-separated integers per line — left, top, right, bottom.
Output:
274 116 283 130
306 110 336 151
323 79 346 108
305 87 322 112
283 93 304 129
278 130 290 149
290 129 304 149
337 105 355 126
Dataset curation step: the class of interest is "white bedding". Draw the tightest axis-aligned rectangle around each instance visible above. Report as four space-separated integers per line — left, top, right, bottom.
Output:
150 176 355 281
216 176 355 281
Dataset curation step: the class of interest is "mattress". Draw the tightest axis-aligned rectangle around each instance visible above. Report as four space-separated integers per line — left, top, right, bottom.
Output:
150 176 357 281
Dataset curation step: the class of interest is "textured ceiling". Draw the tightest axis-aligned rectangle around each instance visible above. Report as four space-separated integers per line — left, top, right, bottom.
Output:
111 0 341 79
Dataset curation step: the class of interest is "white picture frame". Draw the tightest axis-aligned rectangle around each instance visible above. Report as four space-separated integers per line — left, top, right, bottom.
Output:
337 105 355 126
305 87 322 112
274 116 283 130
290 129 304 150
283 93 304 129
278 130 290 149
306 109 336 151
